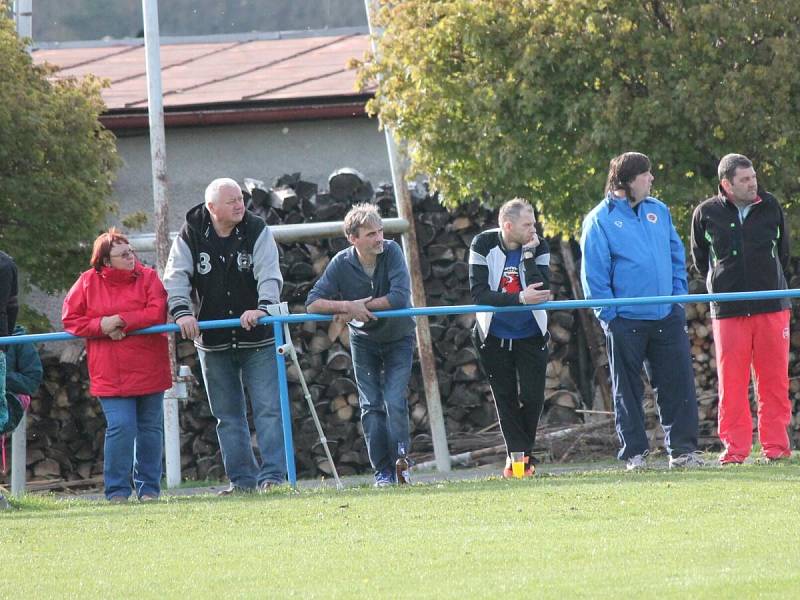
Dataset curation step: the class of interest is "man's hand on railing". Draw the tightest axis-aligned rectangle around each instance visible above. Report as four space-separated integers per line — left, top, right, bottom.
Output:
520 282 550 305
240 309 266 331
176 315 200 340
334 297 376 325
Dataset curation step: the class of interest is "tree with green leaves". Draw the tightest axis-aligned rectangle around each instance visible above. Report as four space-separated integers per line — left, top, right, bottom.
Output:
0 5 119 292
357 0 800 235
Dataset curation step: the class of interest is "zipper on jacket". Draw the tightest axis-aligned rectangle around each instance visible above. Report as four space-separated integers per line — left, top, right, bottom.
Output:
636 207 661 309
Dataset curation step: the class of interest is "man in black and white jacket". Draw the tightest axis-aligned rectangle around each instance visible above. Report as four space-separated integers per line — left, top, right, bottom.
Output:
164 177 286 493
469 198 551 477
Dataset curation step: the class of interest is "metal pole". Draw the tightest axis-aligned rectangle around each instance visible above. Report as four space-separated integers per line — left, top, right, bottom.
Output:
10 0 32 498
141 0 170 274
142 0 181 487
10 418 26 496
127 217 410 252
162 366 190 487
273 322 297 487
364 0 451 472
4 288 800 346
13 1 32 42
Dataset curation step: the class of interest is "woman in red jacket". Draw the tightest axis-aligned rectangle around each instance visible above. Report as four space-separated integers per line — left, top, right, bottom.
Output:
62 229 172 502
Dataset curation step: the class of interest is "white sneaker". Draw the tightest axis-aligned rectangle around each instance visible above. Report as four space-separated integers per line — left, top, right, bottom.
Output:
669 452 706 469
625 454 647 471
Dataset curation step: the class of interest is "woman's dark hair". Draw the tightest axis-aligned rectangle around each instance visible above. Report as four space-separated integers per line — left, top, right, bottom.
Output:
90 228 130 271
604 152 651 198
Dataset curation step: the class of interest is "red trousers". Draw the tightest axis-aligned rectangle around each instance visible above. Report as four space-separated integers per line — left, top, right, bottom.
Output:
712 310 791 462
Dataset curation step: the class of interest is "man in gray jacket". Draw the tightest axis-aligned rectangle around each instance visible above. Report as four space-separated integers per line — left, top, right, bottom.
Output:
164 177 286 493
306 203 415 486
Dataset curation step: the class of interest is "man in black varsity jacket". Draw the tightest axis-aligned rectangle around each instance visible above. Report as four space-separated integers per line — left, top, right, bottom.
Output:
469 198 551 477
164 177 286 493
691 154 792 464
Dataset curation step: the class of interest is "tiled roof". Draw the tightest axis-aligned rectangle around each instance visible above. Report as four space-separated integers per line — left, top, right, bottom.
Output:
32 29 373 113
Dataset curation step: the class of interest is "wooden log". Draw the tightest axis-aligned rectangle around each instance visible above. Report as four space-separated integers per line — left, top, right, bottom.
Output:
549 323 572 345
328 377 357 397
327 320 345 343
426 244 455 263
326 347 352 371
308 331 332 354
328 168 373 203
269 186 299 212
451 216 472 231
559 238 612 411
415 221 436 247
33 458 61 478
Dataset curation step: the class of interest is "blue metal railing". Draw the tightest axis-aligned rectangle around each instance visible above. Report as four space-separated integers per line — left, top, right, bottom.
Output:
2 288 799 487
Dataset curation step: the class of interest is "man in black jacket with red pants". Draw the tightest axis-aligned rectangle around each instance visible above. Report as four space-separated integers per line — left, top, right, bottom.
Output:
691 154 792 465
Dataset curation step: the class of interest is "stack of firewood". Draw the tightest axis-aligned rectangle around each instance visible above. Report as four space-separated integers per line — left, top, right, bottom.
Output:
3 168 798 488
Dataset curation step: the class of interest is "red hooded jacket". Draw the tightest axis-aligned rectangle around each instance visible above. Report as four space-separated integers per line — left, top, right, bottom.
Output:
62 263 172 397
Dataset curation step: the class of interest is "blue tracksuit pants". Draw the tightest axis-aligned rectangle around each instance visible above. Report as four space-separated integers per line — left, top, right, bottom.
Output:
604 305 699 460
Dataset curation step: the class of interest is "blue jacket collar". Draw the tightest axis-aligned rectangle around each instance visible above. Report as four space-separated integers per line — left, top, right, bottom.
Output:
605 193 652 214
345 242 387 268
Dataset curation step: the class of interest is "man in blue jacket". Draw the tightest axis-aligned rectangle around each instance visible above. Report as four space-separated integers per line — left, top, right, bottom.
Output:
306 203 416 487
580 152 701 470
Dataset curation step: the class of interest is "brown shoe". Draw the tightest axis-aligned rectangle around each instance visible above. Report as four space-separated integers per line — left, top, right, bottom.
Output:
139 494 159 502
108 495 129 504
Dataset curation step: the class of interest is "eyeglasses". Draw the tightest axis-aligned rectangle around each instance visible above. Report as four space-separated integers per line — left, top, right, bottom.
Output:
110 249 135 260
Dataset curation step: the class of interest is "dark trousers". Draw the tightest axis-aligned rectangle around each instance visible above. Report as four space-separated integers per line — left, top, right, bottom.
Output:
473 330 548 455
605 306 699 460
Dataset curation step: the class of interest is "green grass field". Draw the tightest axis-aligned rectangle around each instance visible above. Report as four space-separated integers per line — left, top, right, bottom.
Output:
3 460 800 599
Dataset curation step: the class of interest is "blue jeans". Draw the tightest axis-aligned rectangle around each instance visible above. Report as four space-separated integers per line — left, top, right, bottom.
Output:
349 333 414 477
604 305 699 460
99 393 164 500
197 345 286 488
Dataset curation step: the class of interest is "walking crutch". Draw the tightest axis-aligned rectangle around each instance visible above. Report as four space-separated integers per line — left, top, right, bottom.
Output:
270 304 343 490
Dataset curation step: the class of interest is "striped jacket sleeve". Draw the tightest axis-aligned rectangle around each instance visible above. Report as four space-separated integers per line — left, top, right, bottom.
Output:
163 232 196 320
252 226 283 311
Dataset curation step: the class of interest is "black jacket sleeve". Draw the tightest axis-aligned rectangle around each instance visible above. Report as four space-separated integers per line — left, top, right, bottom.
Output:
690 204 710 279
469 262 520 306
777 201 791 272
0 254 19 345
